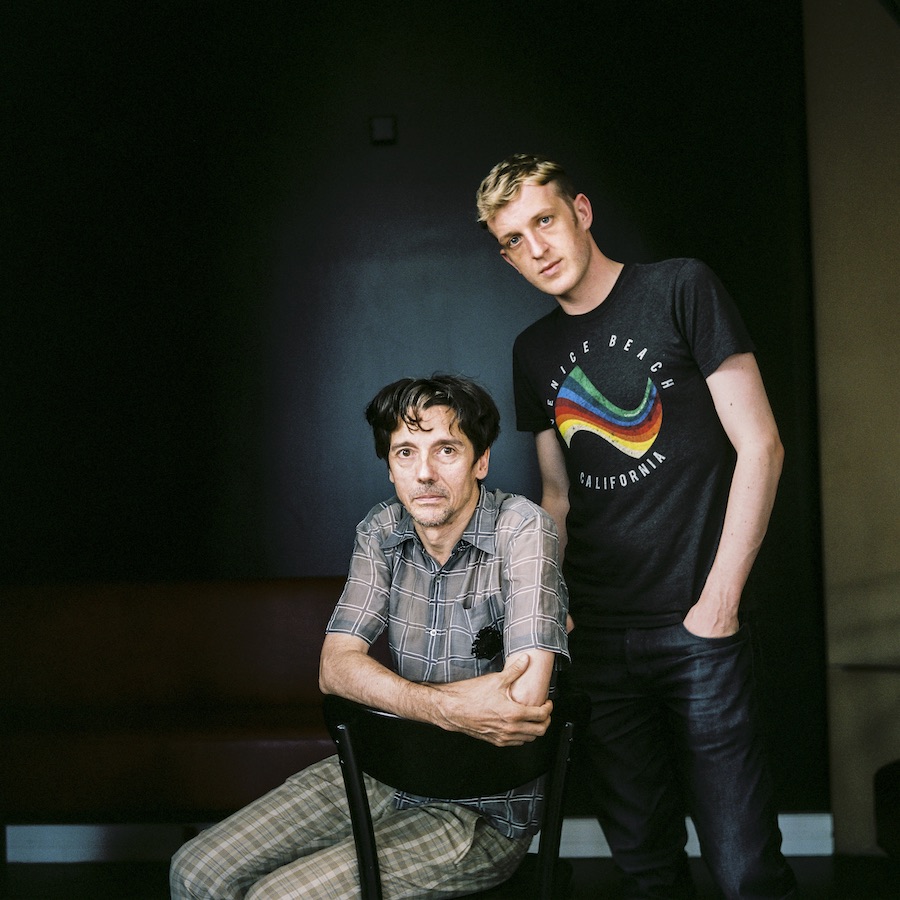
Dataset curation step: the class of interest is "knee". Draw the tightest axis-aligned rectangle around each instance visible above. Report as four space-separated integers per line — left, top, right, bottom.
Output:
169 832 221 900
244 879 275 900
169 839 196 898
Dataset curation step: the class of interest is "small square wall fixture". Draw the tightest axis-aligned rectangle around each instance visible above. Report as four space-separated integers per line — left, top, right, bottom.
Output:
369 115 397 145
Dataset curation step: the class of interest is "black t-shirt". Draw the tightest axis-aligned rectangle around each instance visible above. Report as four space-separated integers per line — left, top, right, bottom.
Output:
513 258 754 627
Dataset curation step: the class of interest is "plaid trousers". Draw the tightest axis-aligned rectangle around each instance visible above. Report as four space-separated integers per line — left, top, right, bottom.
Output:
170 756 530 899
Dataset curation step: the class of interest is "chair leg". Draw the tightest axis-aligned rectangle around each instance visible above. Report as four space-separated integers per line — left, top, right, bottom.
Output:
332 724 384 900
1 826 8 897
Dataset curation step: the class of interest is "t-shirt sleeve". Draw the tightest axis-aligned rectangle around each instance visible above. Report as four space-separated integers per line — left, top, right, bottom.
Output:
513 332 555 433
674 259 755 377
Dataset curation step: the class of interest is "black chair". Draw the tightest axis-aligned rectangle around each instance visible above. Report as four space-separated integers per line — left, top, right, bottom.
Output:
323 692 584 899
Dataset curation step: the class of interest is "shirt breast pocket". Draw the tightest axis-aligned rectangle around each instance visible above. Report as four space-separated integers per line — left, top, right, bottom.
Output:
457 592 504 662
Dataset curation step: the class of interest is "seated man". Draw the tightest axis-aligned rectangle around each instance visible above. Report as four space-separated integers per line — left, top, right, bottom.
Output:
170 374 570 900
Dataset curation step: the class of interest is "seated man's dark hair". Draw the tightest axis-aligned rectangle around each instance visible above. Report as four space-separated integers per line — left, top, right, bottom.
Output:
366 375 501 461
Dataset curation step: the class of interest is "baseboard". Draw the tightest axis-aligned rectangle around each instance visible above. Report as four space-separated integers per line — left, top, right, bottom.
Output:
530 814 834 858
5 824 190 864
5 815 833 863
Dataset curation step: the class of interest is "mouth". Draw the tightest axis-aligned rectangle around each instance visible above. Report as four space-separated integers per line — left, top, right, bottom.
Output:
412 492 447 503
540 260 562 277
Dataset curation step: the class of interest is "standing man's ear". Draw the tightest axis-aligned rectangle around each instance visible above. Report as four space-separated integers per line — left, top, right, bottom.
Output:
572 193 593 230
499 250 519 273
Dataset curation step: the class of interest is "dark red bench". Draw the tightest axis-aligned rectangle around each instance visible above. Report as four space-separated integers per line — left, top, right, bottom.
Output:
0 577 389 863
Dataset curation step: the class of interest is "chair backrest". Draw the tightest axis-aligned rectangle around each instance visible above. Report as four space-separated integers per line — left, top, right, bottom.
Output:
323 692 582 900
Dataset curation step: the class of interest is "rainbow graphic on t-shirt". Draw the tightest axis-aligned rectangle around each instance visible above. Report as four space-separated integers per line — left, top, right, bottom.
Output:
555 366 663 457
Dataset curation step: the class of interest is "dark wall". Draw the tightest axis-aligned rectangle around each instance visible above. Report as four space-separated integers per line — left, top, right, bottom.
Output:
3 1 827 809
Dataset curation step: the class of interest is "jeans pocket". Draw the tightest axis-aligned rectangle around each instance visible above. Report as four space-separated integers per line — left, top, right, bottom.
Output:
677 621 748 650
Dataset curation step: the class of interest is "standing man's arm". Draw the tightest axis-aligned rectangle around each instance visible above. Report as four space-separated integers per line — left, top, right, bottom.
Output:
535 428 570 558
534 428 575 634
684 352 784 638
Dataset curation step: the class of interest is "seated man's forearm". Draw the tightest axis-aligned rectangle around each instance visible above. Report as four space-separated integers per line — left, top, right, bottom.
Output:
503 649 555 706
320 634 554 746
319 633 442 722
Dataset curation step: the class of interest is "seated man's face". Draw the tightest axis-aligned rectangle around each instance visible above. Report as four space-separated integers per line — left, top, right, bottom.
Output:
387 405 489 532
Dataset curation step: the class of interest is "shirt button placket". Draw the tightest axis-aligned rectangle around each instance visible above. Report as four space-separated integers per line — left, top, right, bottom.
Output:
429 573 442 638
425 573 444 682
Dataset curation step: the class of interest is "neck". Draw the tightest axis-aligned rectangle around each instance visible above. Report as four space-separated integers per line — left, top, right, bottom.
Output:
418 534 455 566
416 523 464 567
557 247 623 316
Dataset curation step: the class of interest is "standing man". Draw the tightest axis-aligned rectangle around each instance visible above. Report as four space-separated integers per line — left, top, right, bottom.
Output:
476 154 796 899
170 375 569 899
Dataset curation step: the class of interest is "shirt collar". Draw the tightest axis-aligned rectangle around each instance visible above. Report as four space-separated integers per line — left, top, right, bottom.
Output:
382 484 498 557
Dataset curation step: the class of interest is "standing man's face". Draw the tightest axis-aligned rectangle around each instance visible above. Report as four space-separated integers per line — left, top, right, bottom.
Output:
487 181 595 302
387 405 489 535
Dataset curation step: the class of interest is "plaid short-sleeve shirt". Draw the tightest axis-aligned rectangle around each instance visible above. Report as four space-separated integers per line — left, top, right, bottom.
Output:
326 486 569 839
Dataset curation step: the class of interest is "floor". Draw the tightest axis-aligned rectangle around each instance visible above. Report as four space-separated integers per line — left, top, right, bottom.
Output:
569 856 899 898
2 856 898 899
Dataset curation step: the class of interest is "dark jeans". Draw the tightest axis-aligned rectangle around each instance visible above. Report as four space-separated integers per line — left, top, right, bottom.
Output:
564 623 797 900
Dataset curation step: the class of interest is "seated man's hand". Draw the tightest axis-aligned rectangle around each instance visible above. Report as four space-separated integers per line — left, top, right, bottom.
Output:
430 654 554 747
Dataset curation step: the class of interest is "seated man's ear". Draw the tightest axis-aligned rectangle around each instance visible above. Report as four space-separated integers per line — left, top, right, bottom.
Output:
474 448 490 480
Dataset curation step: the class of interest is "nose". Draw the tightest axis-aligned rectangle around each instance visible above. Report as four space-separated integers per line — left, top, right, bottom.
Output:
524 230 547 258
416 456 437 482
